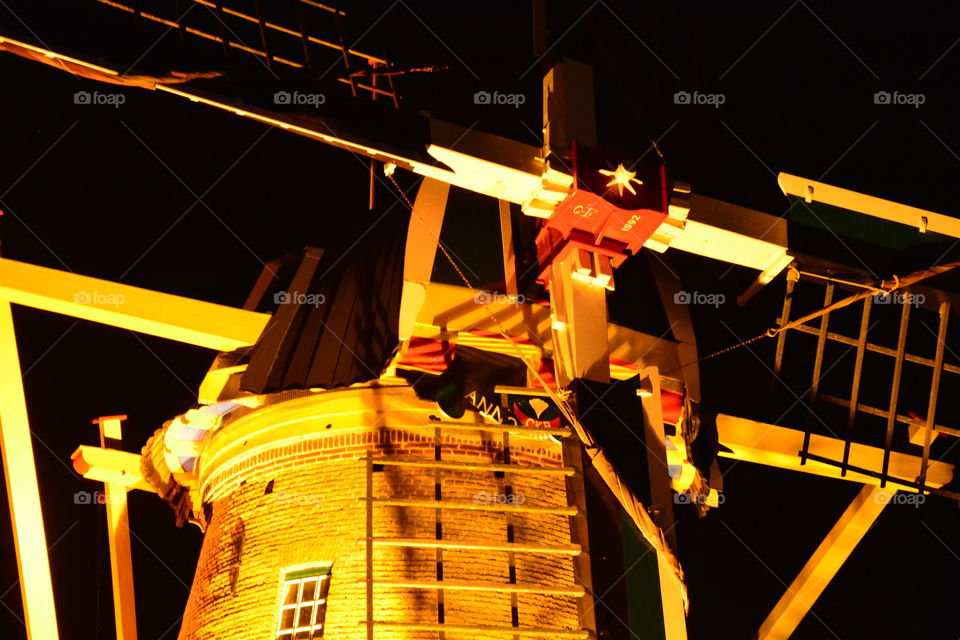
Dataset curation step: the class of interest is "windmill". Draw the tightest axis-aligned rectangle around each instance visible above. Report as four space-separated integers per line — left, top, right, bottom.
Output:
0 2 957 640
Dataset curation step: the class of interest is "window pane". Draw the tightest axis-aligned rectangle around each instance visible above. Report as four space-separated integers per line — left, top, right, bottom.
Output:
301 578 317 601
283 583 299 605
297 604 314 627
278 567 331 639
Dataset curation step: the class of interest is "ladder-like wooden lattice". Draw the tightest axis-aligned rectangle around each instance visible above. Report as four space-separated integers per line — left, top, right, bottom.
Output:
99 0 401 106
772 270 960 499
361 412 596 639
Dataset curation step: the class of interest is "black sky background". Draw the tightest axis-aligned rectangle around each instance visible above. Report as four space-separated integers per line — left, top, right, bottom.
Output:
1 1 960 638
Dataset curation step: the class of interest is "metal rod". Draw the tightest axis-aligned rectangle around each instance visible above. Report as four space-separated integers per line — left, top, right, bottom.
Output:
841 295 872 476
882 300 911 486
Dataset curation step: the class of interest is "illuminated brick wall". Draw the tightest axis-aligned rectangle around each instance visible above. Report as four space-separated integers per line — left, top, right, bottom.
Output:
177 390 583 640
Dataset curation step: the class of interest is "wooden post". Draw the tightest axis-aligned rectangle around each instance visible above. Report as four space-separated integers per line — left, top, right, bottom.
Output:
0 300 60 639
94 415 138 640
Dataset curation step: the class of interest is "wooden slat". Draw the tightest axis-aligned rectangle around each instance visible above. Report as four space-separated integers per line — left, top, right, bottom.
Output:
883 301 911 486
374 421 573 437
819 394 960 437
364 451 374 640
791 323 960 375
801 282 833 464
563 438 599 635
771 270 797 387
841 296 872 475
920 301 950 489
369 579 585 597
367 497 578 516
364 621 590 638
376 458 575 475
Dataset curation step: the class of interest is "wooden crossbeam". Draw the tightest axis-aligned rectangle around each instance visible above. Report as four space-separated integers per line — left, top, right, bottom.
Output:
757 484 893 639
0 258 269 351
71 446 153 492
716 414 954 489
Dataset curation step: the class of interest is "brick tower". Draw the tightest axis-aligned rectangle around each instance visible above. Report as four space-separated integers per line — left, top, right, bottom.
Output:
146 385 591 640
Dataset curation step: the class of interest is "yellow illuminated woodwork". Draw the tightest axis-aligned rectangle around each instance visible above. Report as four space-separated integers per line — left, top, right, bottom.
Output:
72 446 153 491
0 301 60 640
0 35 119 77
716 413 953 489
757 484 894 639
638 367 688 640
778 172 960 238
104 483 137 640
0 258 269 351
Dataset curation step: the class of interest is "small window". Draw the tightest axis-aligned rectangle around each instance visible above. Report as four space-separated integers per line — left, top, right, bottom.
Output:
277 566 331 639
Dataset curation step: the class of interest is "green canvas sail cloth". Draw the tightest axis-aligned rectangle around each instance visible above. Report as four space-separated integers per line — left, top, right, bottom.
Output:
787 195 951 252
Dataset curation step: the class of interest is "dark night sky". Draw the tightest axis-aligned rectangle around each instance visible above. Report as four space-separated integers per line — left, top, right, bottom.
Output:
1 1 960 639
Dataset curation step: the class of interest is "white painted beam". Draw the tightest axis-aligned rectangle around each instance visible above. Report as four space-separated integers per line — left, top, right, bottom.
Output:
779 172 960 238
